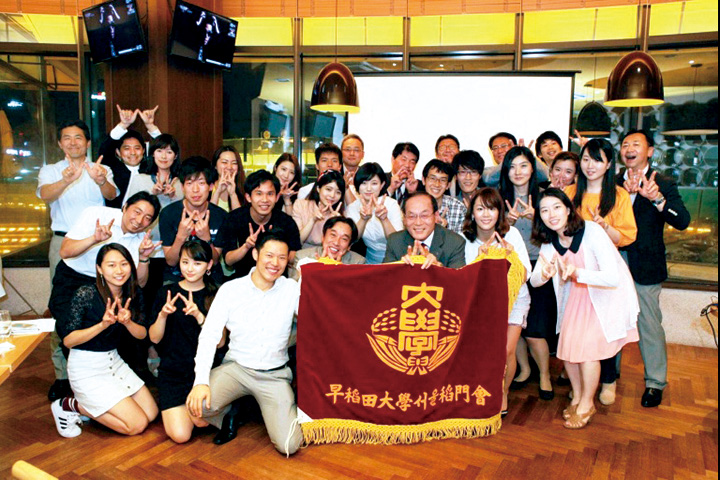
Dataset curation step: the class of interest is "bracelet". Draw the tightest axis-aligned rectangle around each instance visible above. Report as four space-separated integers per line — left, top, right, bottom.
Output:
139 258 150 264
651 196 666 207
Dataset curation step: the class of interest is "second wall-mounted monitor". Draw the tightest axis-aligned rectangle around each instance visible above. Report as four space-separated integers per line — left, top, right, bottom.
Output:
83 0 146 63
169 0 238 70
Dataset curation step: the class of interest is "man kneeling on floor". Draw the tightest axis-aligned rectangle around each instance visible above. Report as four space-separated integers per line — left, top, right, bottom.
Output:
186 230 304 455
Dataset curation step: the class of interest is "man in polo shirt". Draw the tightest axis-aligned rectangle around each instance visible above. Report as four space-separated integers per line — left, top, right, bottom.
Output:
187 232 304 455
37 119 119 401
217 170 302 280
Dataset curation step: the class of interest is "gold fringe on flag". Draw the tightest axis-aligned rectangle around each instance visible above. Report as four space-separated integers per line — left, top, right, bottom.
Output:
471 247 526 316
301 415 502 446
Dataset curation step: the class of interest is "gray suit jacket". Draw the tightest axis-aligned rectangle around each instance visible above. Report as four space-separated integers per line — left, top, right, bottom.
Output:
288 246 366 280
383 225 466 268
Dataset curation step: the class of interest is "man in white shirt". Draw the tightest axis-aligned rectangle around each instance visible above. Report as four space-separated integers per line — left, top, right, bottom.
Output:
187 231 304 455
37 120 119 401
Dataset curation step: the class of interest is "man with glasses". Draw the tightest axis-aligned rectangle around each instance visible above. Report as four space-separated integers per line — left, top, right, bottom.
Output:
435 134 461 196
452 150 485 208
421 159 466 234
383 191 466 269
341 134 365 204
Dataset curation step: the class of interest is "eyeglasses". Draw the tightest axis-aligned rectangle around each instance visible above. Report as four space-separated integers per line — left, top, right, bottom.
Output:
406 212 434 221
342 147 363 154
491 143 512 152
426 175 449 185
437 145 458 153
457 169 480 178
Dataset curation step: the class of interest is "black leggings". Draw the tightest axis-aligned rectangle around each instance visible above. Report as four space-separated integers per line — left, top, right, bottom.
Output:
600 354 618 384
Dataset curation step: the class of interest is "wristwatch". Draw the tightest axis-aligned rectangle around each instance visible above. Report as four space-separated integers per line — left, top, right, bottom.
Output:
651 195 666 207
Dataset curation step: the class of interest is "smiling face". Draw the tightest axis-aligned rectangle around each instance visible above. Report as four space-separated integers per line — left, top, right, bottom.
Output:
58 126 90 161
153 145 177 172
581 149 610 183
274 160 296 185
97 249 132 290
491 136 515 165
358 175 384 201
551 159 577 187
390 150 418 178
216 151 239 178
508 155 534 187
457 166 481 194
121 200 155 234
539 195 570 233
322 221 353 259
318 181 342 208
317 152 341 174
424 167 449 201
245 180 278 217
620 133 654 171
118 137 145 167
341 138 364 169
539 139 561 164
179 250 212 284
404 195 436 242
436 138 459 164
252 239 289 284
472 198 500 233
182 173 213 208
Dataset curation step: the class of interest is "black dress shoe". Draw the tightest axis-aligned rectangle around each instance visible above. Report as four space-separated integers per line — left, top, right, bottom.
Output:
641 388 663 408
47 379 71 401
510 377 529 391
213 407 244 445
539 387 555 401
556 376 571 387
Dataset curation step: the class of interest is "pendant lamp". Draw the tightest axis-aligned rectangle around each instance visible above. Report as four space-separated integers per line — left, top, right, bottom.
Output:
575 101 611 137
310 62 360 113
605 51 664 107
662 65 718 136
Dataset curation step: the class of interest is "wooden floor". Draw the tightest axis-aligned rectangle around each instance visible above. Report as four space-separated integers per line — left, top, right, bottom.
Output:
0 338 717 480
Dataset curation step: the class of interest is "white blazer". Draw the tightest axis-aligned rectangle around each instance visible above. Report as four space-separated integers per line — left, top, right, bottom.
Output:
530 221 639 343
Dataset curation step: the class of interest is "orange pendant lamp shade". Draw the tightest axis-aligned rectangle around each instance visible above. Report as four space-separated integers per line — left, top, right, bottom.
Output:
605 51 664 107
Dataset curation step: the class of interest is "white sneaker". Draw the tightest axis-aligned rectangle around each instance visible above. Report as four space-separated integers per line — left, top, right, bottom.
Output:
51 399 82 438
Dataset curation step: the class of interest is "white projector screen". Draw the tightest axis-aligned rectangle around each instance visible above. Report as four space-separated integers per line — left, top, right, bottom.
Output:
348 73 574 175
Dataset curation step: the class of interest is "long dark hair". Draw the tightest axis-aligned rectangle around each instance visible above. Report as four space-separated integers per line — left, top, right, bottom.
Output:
273 153 302 202
499 146 540 207
462 187 510 242
179 239 218 312
211 145 246 205
95 243 142 321
143 133 181 179
575 138 617 218
531 188 585 245
308 170 345 213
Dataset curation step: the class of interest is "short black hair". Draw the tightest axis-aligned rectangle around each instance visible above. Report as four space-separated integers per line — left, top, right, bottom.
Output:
144 134 181 178
244 169 280 196
488 132 517 150
422 158 455 182
621 129 654 147
342 134 364 149
353 162 389 197
535 131 563 157
435 134 460 153
255 229 289 252
57 120 90 142
452 150 485 175
531 188 585 245
314 142 342 164
402 191 438 214
178 156 218 184
323 216 359 245
391 142 420 161
551 151 580 170
124 191 161 223
119 129 145 150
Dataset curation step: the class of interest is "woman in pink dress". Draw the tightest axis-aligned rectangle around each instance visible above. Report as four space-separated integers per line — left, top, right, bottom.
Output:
530 189 639 429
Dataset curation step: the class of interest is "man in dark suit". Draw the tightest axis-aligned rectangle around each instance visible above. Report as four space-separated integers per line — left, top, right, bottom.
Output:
385 142 421 207
617 129 690 408
384 192 466 269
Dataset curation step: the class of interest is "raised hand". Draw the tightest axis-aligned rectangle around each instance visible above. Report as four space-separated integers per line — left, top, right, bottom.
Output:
374 195 389 221
359 195 374 220
518 138 535 150
138 229 161 259
179 290 204 324
116 298 132 324
163 181 176 199
492 231 514 254
517 195 535 220
436 206 449 228
320 244 341 262
557 257 577 281
569 129 588 148
637 171 661 201
194 210 211 241
278 181 298 202
151 177 166 195
505 199 521 225
138 105 159 130
329 202 343 218
94 218 114 242
539 252 558 281
116 104 138 129
589 206 609 230
85 155 108 186
177 208 195 239
244 223 264 250
623 168 642 194
388 171 404 194
160 290 180 317
405 175 419 194
102 297 120 327
61 161 83 185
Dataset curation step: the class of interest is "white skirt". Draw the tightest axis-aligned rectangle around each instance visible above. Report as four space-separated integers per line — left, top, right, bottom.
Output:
67 349 145 418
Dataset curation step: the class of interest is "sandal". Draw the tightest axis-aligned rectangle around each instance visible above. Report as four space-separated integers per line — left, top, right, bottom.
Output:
563 405 596 429
562 404 578 420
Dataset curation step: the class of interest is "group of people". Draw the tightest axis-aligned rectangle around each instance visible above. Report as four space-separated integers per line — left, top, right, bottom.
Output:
39 106 690 455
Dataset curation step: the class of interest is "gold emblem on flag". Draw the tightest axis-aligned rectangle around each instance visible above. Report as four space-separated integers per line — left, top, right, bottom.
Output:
367 282 461 375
